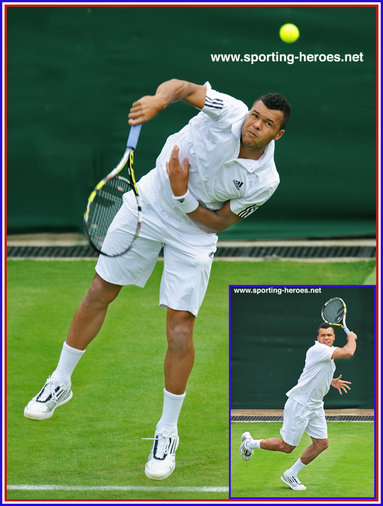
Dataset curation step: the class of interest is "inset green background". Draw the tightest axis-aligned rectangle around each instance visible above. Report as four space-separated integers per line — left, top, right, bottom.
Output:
230 285 375 409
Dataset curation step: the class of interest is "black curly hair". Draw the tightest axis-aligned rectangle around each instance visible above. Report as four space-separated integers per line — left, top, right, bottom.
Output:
317 322 335 334
253 93 291 130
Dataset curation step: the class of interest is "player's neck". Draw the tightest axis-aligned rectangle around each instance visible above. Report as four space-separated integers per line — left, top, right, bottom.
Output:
238 143 265 161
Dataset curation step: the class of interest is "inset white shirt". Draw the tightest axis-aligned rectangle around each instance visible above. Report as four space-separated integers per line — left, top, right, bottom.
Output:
286 341 338 409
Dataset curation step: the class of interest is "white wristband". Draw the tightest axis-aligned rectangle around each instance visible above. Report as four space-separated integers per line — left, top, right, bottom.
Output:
172 189 199 214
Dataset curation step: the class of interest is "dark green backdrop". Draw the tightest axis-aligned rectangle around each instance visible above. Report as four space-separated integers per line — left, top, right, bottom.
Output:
230 285 375 409
7 5 377 239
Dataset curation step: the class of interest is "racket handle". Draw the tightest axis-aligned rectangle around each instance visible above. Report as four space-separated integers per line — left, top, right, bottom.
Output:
126 124 142 150
344 326 351 335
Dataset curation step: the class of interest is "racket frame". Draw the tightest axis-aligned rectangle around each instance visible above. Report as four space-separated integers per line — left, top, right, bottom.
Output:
84 125 142 257
321 297 351 335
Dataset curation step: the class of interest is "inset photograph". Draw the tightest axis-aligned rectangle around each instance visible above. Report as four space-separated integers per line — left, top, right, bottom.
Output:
230 285 376 499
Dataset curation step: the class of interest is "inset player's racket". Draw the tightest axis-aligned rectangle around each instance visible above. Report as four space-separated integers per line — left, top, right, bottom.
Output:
84 125 142 257
321 297 350 335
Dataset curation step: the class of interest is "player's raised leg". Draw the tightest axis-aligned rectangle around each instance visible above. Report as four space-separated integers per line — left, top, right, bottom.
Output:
24 274 122 420
240 433 295 461
239 432 307 491
145 309 195 480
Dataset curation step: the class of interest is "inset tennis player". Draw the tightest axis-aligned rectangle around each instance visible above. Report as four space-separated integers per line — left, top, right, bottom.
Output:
240 323 357 491
24 79 290 480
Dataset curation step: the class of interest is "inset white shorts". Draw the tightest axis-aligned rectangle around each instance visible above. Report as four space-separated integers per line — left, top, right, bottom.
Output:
95 189 217 317
280 397 328 447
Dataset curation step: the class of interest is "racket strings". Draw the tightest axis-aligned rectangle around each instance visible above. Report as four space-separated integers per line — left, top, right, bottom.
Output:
322 299 344 324
87 177 131 250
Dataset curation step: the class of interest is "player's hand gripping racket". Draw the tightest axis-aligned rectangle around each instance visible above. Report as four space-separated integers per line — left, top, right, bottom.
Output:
84 125 142 257
321 297 351 335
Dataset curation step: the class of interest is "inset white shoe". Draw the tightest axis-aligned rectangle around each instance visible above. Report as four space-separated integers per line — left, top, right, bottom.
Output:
240 431 254 461
281 472 307 491
144 429 179 480
24 377 72 420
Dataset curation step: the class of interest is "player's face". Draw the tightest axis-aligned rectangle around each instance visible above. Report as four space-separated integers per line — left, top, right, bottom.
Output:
241 101 285 149
317 328 336 347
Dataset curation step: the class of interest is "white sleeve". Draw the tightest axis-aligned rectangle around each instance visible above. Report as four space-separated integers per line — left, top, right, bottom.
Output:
201 81 248 126
311 344 335 363
230 178 279 218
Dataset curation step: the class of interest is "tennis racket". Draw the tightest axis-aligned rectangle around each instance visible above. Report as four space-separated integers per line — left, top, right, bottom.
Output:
84 124 142 257
321 297 351 335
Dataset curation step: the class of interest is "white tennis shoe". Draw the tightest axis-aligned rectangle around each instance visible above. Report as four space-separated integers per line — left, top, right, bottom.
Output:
144 429 179 480
24 377 72 420
281 472 307 491
240 431 254 461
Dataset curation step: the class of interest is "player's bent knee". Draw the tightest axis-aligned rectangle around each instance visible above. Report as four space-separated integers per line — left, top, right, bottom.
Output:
87 274 122 306
166 309 195 354
167 309 195 331
319 439 329 451
282 442 296 453
167 332 194 356
312 438 329 453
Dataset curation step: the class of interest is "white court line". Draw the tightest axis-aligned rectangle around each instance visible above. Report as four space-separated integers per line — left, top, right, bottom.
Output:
7 485 228 493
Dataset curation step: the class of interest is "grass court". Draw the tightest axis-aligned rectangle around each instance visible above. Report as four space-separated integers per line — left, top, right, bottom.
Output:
6 258 375 501
231 422 375 499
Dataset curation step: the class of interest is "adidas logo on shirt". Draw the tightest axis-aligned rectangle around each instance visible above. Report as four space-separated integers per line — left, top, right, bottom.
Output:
232 179 244 190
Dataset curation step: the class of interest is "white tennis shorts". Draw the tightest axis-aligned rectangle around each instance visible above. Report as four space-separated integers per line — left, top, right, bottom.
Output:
280 397 328 446
96 188 217 317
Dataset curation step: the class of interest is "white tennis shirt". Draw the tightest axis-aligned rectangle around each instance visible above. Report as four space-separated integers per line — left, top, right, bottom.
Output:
137 82 280 233
286 341 338 409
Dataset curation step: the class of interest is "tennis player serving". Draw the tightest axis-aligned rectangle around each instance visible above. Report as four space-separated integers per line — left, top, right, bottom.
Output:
240 323 357 491
24 79 290 480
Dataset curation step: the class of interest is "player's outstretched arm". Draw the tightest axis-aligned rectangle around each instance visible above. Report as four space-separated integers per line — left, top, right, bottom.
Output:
331 374 352 395
128 79 207 125
332 331 357 359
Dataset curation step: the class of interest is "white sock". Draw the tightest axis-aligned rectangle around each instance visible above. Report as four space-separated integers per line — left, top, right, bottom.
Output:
50 341 85 385
156 388 186 433
248 439 263 450
286 458 306 476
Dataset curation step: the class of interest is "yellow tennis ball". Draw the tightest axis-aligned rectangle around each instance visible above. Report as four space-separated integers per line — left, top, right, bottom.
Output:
279 23 300 43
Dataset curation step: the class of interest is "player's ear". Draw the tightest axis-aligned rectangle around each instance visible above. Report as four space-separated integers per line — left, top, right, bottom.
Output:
274 129 285 141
